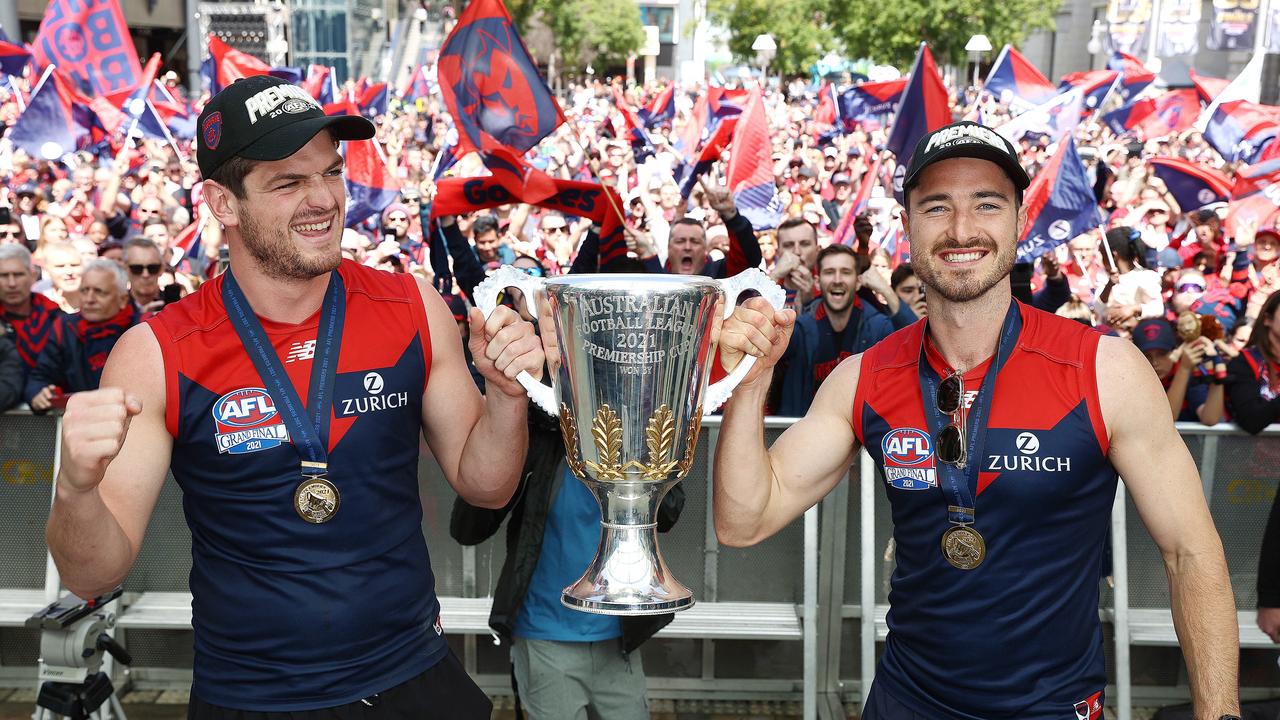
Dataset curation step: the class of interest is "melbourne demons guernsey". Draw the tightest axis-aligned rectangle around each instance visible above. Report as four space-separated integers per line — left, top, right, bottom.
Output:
852 301 1115 719
147 260 448 709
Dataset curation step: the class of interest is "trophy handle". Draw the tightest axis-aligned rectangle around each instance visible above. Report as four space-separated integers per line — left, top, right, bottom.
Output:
472 266 558 417
704 268 788 415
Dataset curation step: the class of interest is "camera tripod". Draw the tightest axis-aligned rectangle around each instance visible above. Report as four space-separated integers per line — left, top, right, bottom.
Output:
26 589 131 720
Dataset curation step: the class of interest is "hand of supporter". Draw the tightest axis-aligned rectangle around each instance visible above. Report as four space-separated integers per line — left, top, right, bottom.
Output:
1214 339 1240 361
31 384 58 412
853 213 873 247
58 388 143 494
859 266 890 296
1235 217 1258 247
1040 254 1062 280
1104 305 1130 326
467 306 544 398
699 179 738 220
717 297 796 387
1257 607 1280 644
771 250 800 282
787 265 813 293
1178 337 1210 368
624 228 656 258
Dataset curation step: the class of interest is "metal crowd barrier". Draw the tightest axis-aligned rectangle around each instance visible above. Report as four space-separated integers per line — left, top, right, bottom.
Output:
1 409 1278 719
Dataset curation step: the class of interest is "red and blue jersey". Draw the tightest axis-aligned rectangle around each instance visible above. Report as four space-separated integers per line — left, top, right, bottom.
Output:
147 260 447 710
853 302 1115 719
3 293 61 376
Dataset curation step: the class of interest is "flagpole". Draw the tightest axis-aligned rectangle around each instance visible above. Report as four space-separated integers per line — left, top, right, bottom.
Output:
1097 223 1118 272
149 99 187 160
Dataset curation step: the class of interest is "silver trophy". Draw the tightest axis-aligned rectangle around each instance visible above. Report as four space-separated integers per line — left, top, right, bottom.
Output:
476 268 784 615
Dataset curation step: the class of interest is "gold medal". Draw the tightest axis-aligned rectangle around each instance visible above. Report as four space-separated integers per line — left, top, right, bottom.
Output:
941 525 985 570
294 476 340 523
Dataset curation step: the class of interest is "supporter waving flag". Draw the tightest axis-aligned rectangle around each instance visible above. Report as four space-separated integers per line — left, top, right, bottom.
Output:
437 0 565 155
983 45 1057 111
726 88 784 230
1149 157 1233 210
1017 138 1101 263
885 43 950 165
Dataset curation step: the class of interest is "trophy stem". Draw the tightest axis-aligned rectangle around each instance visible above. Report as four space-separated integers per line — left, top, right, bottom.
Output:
561 476 694 615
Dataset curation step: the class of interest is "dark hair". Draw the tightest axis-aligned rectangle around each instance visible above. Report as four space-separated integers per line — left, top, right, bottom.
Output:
1246 291 1280 365
141 216 167 229
671 217 703 231
472 215 499 237
1106 226 1144 268
815 243 857 272
123 237 160 255
776 217 816 240
602 256 648 273
890 262 916 290
206 155 261 200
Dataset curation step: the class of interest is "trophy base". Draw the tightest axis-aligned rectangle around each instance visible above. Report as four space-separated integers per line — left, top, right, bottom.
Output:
560 516 695 616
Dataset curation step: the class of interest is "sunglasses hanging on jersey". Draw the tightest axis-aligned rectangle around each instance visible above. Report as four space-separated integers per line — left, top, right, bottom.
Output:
935 371 966 468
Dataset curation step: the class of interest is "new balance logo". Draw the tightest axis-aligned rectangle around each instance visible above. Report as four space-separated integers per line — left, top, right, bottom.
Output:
285 340 316 363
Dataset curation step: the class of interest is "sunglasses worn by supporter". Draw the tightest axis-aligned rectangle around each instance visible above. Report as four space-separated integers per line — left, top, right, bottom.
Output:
129 263 163 276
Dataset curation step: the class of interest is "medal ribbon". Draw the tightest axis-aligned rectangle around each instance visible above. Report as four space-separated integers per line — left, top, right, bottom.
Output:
222 269 346 471
918 300 1022 528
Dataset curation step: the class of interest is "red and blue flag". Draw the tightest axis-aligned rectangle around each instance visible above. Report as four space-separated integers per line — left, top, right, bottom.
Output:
202 34 271 94
885 43 950 163
838 79 907 128
1225 158 1280 234
1107 51 1156 104
1057 69 1118 112
1148 156 1233 210
432 130 462 180
8 67 86 159
678 116 738 199
31 0 142 96
302 65 337 104
358 82 389 118
0 40 30 78
401 64 433 104
1102 88 1200 140
639 83 675 129
983 45 1056 110
1017 138 1101 263
833 154 883 246
612 87 655 164
344 138 402 227
726 88 783 230
1204 99 1280 165
437 0 565 156
1190 70 1231 104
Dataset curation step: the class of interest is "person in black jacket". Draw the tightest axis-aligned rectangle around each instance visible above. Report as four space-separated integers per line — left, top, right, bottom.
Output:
1227 290 1280 435
0 324 21 411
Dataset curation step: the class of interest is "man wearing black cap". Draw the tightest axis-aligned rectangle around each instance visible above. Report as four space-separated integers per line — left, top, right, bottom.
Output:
712 121 1240 719
46 76 543 716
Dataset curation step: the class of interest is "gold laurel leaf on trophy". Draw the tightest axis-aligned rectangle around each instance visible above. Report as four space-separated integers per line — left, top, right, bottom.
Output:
646 404 677 466
677 405 703 478
559 404 587 478
587 405 624 480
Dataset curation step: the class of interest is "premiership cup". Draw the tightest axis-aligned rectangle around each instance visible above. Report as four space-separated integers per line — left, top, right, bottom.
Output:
476 268 784 615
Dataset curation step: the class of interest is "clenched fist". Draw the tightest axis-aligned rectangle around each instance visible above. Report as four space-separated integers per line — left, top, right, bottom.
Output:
59 388 143 494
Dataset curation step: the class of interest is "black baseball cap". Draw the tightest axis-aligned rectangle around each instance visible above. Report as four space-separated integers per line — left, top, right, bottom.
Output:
902 121 1030 198
196 75 375 180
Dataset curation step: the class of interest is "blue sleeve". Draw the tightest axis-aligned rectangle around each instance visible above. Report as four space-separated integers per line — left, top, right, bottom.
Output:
569 227 600 275
0 336 21 412
1032 276 1071 313
441 221 488 302
887 300 916 329
24 323 66 411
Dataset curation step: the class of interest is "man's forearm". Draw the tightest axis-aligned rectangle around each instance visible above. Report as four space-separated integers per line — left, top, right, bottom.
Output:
713 380 776 547
457 391 528 508
47 483 135 599
1167 548 1239 719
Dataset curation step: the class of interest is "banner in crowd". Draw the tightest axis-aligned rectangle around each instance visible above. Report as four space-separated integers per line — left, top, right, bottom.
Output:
640 84 676 129
1208 0 1259 50
437 0 565 155
1205 100 1280 164
1058 70 1118 112
996 87 1083 145
1017 138 1100 263
345 138 402 227
838 79 907 127
1105 0 1153 57
1225 158 1280 235
0 40 30 77
678 116 737 199
1102 89 1200 141
1106 52 1155 105
1158 0 1202 56
202 35 270 94
31 0 143 96
885 42 949 167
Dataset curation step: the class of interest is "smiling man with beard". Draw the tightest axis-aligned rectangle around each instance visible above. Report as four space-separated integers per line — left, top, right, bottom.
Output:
45 77 543 718
713 121 1239 720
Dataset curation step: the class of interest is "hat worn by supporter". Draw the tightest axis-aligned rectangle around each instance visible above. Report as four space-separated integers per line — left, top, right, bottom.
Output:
196 75 375 180
832 173 851 186
823 147 840 159
797 166 816 179
903 120 1031 198
1132 318 1177 354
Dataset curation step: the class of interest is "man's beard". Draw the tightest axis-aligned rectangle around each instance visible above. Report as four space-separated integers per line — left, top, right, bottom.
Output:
240 209 340 281
912 237 1015 303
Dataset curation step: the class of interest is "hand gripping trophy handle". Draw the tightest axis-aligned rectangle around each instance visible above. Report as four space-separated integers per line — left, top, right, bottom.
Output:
473 266 786 418
473 266 559 416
